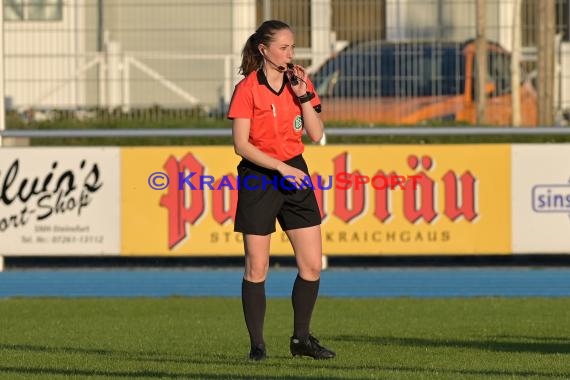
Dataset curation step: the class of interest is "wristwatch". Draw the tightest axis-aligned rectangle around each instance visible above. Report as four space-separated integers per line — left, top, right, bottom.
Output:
298 92 315 104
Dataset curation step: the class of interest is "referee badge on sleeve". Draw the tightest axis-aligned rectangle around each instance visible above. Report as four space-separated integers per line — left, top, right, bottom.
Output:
293 115 303 132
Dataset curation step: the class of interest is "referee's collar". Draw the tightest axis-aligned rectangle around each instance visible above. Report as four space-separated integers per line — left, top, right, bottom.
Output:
257 69 288 96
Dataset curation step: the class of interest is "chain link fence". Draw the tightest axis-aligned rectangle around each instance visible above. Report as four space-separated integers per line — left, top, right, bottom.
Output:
1 0 569 128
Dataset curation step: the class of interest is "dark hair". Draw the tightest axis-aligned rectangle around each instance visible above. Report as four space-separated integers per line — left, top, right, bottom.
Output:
239 20 291 76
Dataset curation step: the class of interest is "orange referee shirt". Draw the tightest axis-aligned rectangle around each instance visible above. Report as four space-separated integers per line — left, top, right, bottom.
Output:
227 70 321 161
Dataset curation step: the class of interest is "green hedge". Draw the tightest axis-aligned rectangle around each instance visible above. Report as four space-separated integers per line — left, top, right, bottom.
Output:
7 112 570 146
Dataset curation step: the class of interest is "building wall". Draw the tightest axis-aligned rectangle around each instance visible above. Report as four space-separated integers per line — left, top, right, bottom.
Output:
4 0 568 119
386 0 501 43
4 0 87 109
97 0 234 108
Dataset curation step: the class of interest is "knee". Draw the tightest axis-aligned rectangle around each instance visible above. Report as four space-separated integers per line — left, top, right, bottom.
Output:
299 265 321 282
245 258 269 282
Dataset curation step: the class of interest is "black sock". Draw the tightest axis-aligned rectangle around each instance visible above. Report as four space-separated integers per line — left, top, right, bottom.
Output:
291 274 320 339
242 278 266 347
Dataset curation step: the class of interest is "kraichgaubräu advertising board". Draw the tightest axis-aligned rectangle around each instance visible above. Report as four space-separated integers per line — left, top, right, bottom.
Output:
121 145 510 256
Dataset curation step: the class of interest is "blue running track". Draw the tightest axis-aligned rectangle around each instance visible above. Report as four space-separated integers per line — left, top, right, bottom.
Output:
1 268 569 298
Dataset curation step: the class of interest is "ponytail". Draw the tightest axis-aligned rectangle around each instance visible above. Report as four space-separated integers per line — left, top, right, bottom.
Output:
239 20 291 77
239 33 262 76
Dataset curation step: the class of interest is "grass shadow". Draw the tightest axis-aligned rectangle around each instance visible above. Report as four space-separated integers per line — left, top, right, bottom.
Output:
331 334 570 354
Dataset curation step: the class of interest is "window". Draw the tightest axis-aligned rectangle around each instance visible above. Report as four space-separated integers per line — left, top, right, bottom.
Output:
472 51 513 100
523 0 569 44
558 0 569 41
487 53 512 96
4 0 63 21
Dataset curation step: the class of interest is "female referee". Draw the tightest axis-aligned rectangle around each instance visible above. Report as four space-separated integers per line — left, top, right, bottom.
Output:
227 20 335 361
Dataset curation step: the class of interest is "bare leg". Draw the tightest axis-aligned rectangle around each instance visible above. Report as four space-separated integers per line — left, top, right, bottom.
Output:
286 225 322 281
243 234 271 282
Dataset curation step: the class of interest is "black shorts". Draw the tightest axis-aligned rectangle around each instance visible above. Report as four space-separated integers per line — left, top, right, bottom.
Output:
234 154 322 235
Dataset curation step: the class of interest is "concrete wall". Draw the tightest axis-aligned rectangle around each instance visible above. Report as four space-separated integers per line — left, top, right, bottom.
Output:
4 0 87 109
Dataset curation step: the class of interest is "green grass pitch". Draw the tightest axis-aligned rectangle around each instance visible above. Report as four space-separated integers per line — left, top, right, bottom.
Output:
1 297 569 379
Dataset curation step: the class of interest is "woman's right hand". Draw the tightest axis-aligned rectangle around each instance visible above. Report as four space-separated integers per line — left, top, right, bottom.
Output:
276 162 310 189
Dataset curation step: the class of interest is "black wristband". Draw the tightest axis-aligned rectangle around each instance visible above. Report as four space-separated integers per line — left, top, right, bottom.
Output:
298 92 314 104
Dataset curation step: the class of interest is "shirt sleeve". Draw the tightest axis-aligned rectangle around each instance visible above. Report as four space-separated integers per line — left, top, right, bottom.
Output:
227 81 253 120
305 77 322 113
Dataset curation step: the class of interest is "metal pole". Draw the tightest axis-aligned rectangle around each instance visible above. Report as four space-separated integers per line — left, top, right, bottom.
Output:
537 0 555 125
437 0 443 40
2 127 570 139
0 1 5 147
511 0 522 127
476 0 487 125
263 0 271 21
97 0 104 108
97 0 104 52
